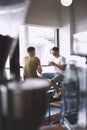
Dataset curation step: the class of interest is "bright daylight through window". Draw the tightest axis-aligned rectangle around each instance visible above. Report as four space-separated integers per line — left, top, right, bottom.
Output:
5 25 57 79
19 25 56 66
19 25 57 79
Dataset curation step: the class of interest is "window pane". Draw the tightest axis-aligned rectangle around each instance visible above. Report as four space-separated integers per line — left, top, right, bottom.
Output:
19 25 57 79
28 26 55 65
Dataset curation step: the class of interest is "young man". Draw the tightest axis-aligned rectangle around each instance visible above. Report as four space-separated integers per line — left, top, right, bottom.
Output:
42 47 66 97
23 46 42 80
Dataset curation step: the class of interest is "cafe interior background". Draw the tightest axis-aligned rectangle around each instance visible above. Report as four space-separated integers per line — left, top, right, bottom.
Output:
4 0 87 80
0 0 87 130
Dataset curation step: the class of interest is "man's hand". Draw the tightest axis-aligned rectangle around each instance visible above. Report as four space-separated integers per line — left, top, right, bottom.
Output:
49 61 66 71
49 61 56 66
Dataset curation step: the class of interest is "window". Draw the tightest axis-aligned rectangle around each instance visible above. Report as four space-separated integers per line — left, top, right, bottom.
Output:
19 25 58 79
19 25 57 66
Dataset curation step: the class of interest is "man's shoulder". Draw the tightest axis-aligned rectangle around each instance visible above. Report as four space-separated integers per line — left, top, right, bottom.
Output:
29 56 39 60
24 56 28 61
33 56 40 61
31 57 40 63
59 55 65 58
60 55 66 60
59 56 66 64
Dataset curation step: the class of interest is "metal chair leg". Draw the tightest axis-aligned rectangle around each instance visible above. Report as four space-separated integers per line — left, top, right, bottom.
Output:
49 104 51 124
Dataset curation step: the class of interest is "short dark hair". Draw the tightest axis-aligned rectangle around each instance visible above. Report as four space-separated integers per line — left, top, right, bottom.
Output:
27 46 35 53
51 47 59 51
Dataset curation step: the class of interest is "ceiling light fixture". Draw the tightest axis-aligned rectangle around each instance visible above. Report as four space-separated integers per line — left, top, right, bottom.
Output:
60 0 73 7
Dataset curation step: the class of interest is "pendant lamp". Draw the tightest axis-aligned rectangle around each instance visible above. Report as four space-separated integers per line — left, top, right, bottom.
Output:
60 0 73 7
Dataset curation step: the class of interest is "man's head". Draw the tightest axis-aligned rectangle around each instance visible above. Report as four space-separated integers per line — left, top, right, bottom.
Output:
51 47 59 57
27 46 35 57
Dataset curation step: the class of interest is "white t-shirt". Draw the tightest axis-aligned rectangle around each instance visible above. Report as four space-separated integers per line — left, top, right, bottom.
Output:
50 56 66 75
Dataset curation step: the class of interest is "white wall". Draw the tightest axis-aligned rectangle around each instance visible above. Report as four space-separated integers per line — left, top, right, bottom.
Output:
59 6 72 61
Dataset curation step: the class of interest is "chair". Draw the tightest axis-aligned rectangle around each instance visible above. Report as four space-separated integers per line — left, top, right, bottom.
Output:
48 101 61 124
48 78 79 124
39 73 80 130
48 81 63 124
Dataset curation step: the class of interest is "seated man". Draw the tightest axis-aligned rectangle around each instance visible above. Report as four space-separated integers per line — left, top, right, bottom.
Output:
23 46 42 80
42 47 66 97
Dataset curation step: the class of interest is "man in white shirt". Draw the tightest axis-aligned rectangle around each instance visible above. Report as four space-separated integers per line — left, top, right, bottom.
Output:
42 47 66 96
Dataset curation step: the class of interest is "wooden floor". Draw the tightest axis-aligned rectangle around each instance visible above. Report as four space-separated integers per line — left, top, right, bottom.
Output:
40 113 61 126
40 89 62 127
40 107 61 126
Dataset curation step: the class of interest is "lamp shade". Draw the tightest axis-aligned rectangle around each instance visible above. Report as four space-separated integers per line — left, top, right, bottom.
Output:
60 0 73 7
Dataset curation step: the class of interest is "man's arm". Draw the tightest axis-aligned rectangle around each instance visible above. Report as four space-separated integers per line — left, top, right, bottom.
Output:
37 65 42 74
49 61 66 71
35 57 42 74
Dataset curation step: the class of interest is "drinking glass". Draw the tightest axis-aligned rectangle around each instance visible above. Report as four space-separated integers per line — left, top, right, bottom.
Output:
1 78 49 130
73 32 87 129
0 1 31 130
73 31 87 57
0 0 31 77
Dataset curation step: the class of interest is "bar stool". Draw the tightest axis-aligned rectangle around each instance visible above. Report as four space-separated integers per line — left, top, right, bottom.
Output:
49 101 61 124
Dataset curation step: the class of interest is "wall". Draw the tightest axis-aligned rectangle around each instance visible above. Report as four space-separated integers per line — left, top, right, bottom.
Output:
59 6 70 60
73 0 87 33
59 5 73 60
25 0 61 28
59 0 87 59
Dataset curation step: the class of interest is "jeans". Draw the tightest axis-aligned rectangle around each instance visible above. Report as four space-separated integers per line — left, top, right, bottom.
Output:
42 72 64 91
